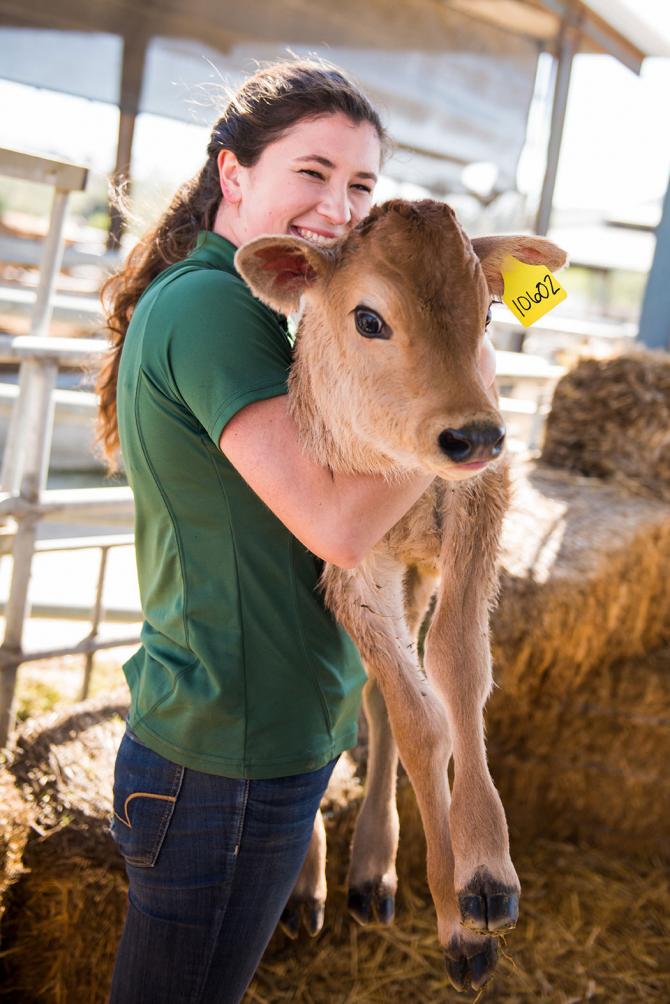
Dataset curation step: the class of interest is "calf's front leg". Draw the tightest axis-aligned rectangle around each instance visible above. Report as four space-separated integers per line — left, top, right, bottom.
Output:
425 471 519 936
425 599 519 934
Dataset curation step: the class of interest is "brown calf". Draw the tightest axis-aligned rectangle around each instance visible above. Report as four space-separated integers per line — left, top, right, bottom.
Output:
236 200 567 992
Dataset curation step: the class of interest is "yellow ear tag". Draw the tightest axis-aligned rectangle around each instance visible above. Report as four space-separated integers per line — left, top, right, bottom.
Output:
501 254 567 328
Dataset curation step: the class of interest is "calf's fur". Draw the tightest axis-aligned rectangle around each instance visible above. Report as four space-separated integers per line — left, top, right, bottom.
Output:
235 200 566 992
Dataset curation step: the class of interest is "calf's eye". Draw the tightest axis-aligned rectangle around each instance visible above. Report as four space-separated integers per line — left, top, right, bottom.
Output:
485 305 493 328
354 306 391 340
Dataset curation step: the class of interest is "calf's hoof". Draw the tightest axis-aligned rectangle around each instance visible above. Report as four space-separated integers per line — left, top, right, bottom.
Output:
279 896 325 939
444 932 498 992
347 880 395 926
458 869 519 935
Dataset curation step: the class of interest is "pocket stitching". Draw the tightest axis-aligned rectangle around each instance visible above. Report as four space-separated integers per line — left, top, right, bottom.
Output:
112 741 185 867
114 791 178 830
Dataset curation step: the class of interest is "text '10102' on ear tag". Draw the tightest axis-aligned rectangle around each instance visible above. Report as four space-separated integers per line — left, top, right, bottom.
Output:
501 254 567 328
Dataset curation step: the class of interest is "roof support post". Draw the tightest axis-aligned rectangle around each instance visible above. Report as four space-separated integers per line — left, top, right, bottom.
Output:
638 171 670 350
535 4 582 235
107 33 148 250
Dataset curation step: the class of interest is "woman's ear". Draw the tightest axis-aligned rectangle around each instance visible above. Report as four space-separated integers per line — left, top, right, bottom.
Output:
234 236 336 314
217 149 242 205
471 235 568 298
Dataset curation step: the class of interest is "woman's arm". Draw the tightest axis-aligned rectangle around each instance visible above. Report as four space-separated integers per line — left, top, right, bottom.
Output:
219 395 434 569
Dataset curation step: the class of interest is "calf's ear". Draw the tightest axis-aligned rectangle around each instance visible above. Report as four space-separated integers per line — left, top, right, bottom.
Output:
471 235 568 298
234 235 335 314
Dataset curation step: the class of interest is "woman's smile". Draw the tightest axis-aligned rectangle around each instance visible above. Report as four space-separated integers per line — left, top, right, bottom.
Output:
289 225 341 245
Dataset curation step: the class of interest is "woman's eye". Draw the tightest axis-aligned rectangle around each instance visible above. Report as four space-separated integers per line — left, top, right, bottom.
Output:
352 184 373 194
354 307 391 340
299 169 324 180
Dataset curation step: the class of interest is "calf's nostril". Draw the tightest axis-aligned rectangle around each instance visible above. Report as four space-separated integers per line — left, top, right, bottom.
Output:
438 423 506 462
491 427 506 457
438 428 473 462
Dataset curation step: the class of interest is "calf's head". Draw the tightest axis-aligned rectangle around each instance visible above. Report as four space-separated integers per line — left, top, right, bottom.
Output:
235 199 566 480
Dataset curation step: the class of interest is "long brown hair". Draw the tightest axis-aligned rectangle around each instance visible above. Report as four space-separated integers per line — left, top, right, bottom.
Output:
96 58 389 469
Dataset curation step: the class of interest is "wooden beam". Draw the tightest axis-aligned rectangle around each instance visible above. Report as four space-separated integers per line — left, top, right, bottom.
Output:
0 0 549 54
0 147 87 192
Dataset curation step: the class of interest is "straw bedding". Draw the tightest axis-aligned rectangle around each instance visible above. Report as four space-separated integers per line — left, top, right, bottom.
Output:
250 779 670 1004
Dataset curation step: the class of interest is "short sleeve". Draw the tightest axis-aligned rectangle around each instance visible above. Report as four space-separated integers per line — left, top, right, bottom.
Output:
146 268 291 446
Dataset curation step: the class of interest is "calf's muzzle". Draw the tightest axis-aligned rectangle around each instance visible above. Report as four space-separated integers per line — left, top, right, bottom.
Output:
437 422 506 463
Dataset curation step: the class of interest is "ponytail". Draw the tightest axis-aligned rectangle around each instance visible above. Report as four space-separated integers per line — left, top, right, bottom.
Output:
96 158 221 468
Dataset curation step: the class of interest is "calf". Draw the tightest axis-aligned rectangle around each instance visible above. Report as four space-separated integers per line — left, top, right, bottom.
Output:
236 200 566 992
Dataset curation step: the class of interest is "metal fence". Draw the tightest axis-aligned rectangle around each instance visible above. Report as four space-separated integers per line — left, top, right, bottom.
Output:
0 335 139 747
0 147 138 748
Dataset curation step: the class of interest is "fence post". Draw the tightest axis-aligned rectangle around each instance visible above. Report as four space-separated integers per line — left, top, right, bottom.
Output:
80 545 110 701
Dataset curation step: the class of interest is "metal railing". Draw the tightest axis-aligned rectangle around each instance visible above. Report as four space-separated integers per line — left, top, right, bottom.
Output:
21 533 136 701
0 148 138 748
0 336 139 748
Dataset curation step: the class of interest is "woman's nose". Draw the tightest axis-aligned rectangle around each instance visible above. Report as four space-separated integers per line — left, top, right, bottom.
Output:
318 185 352 226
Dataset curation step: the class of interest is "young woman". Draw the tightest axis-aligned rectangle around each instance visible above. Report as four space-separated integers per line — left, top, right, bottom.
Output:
99 60 437 1004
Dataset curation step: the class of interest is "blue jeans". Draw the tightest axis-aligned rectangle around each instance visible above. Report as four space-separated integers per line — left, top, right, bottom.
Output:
108 724 337 1004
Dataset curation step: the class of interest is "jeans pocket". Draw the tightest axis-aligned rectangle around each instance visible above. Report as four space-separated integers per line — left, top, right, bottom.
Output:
110 728 185 868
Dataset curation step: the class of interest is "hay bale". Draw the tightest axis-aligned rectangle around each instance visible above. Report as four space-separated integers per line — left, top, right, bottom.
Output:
488 647 670 856
0 690 129 1003
0 761 34 926
486 460 670 855
541 350 670 500
493 461 670 691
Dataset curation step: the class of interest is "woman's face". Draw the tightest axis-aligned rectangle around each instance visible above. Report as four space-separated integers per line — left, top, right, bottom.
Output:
214 111 381 247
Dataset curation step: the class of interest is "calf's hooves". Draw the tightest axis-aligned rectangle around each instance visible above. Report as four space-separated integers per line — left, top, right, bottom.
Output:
279 896 326 939
458 870 519 935
347 880 395 926
444 933 498 993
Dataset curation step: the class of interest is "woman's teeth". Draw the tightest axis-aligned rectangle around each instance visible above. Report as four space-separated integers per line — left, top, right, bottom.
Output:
292 226 338 246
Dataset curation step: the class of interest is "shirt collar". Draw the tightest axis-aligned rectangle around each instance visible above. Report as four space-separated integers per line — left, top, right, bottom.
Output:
188 230 239 277
189 230 289 335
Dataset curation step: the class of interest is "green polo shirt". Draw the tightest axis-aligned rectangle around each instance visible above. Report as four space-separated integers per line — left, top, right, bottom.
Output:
116 230 366 779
